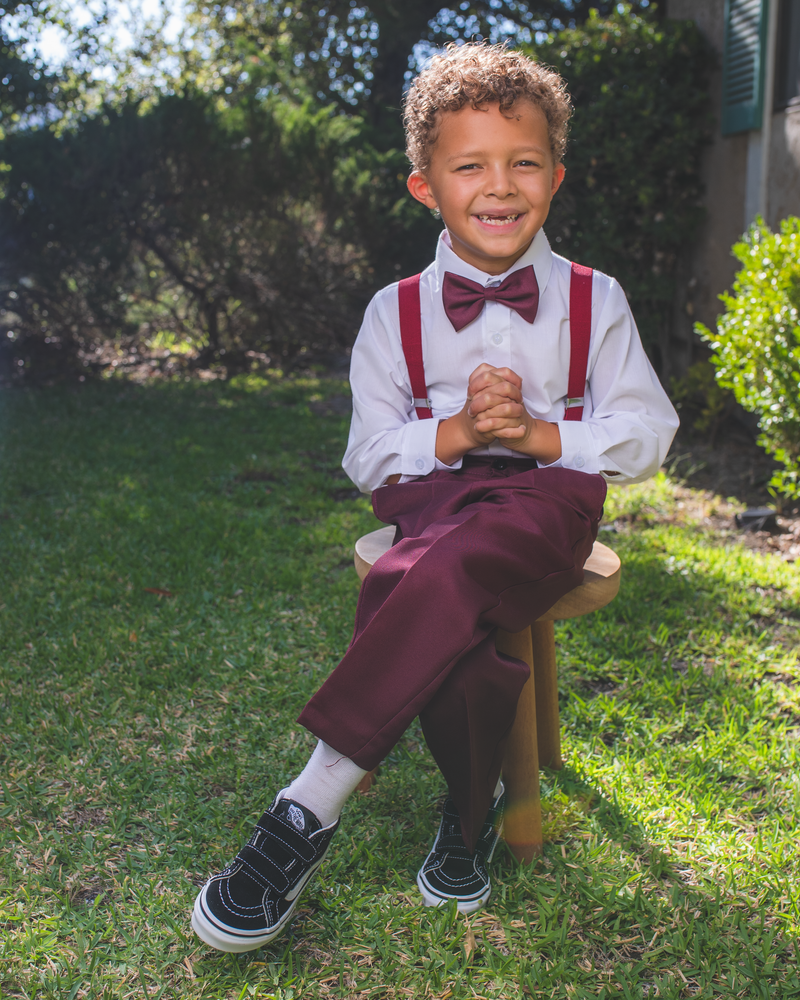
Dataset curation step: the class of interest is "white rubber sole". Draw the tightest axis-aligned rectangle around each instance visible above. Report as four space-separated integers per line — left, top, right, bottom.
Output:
191 857 325 953
416 870 491 915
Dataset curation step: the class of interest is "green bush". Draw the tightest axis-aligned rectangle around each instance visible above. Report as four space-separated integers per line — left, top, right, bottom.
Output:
0 5 712 380
534 7 712 366
696 217 800 500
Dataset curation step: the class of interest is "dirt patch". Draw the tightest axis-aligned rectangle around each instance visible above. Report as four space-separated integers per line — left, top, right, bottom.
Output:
667 419 800 562
668 420 781 508
739 519 800 563
57 807 109 831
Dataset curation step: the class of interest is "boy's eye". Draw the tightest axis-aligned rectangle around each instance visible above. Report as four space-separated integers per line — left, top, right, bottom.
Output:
515 160 539 168
455 163 480 171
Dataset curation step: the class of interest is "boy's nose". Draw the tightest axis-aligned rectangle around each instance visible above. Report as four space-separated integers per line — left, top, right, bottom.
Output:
483 167 517 199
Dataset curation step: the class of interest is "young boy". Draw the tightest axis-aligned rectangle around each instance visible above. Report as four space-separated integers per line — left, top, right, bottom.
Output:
191 42 678 953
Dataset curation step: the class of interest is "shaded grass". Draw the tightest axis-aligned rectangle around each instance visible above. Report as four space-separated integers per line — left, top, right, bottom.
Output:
1 376 800 999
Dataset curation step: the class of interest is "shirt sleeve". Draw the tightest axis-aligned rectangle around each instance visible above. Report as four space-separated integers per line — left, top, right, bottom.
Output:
342 288 456 493
555 277 679 484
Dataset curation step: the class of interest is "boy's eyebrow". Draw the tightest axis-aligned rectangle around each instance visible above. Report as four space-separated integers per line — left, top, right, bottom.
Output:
445 145 548 162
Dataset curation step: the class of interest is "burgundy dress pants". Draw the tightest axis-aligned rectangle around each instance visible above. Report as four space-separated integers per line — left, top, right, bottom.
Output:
298 459 607 851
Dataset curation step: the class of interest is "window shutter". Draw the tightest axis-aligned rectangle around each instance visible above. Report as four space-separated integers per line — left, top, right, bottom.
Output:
722 0 769 135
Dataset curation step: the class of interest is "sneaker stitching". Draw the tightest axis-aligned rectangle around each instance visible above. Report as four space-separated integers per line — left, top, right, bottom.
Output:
193 792 339 949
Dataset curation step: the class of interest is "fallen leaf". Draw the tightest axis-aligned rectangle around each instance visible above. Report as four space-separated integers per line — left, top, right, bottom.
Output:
143 587 173 597
464 920 476 960
129 632 138 643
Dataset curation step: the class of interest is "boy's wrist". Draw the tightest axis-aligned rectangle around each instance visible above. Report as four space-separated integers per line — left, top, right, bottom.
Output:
435 413 480 466
511 419 562 464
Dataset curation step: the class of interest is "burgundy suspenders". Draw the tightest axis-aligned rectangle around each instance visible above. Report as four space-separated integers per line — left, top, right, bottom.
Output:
564 261 593 421
397 274 432 420
397 261 593 422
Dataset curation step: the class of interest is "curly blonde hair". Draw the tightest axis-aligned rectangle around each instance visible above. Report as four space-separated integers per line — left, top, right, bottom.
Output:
403 42 571 173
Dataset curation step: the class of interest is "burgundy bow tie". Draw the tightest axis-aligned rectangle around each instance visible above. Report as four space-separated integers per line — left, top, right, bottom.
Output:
442 266 540 332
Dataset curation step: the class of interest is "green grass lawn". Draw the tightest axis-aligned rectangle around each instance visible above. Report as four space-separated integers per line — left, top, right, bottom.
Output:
2 376 800 1000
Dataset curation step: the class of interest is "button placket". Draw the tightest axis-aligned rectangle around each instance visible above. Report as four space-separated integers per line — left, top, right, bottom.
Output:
485 301 511 358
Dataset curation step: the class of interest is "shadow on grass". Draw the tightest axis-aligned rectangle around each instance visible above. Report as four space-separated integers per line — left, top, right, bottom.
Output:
2 379 800 998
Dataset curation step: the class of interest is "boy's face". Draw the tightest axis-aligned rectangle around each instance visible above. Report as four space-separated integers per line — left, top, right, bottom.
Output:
407 100 565 275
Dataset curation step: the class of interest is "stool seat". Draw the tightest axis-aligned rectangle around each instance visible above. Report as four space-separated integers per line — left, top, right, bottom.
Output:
354 525 620 619
353 524 621 864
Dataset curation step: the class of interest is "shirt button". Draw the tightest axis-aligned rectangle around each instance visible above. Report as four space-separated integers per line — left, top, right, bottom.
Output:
575 456 585 468
491 333 503 345
415 459 425 470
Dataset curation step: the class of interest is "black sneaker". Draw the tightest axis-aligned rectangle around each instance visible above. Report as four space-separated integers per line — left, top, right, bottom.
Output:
192 791 338 952
416 783 505 914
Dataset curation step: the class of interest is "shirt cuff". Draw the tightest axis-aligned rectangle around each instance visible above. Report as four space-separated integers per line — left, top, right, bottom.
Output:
399 418 458 477
555 421 600 475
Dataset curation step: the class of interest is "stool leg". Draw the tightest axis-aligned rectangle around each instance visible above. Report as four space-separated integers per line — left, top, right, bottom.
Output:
356 767 378 793
497 627 542 864
531 620 562 770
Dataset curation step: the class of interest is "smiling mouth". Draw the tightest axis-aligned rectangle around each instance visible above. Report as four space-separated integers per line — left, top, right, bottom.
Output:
476 213 522 226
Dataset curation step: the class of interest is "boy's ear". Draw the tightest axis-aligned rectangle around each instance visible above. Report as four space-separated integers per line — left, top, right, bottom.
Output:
551 163 566 197
407 171 438 210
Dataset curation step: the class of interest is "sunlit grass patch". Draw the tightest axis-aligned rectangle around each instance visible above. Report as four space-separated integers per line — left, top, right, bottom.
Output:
2 379 800 998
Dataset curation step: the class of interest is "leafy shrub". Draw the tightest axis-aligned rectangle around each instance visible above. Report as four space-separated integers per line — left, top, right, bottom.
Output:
696 217 800 500
534 6 712 368
0 5 712 380
0 95 423 379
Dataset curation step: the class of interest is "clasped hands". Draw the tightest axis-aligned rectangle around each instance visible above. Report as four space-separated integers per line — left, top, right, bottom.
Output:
435 363 562 467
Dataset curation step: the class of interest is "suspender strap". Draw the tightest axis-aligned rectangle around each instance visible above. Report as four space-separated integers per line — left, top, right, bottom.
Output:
565 262 593 421
398 263 592 423
398 273 433 419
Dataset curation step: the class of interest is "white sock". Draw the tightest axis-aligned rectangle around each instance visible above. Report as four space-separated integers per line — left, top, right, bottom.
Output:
285 740 368 828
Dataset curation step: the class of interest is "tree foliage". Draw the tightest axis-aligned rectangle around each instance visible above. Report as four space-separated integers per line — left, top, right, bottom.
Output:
535 9 711 369
698 218 800 501
0 1 55 129
182 1 657 128
0 95 408 376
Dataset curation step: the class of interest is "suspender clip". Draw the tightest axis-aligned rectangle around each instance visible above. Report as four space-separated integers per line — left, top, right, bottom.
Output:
413 397 432 410
565 396 584 408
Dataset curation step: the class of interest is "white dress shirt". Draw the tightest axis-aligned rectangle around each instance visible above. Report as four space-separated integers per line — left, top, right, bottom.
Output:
343 228 679 494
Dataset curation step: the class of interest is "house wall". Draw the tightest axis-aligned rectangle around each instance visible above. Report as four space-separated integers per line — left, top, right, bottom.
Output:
770 103 800 224
666 0 800 369
666 0 746 363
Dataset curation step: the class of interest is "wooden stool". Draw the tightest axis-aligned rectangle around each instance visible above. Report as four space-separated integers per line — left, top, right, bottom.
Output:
352 525 621 864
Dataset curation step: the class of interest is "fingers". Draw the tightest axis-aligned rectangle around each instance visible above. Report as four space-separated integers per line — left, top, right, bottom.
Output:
467 362 522 399
487 423 528 440
472 401 527 434
468 387 522 417
473 415 527 439
489 366 523 388
467 363 497 382
468 366 523 395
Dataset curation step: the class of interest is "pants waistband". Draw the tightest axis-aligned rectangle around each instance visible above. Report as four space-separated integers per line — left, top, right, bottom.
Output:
460 456 538 471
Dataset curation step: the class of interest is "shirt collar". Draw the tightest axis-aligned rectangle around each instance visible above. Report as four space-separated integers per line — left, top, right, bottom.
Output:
433 227 553 296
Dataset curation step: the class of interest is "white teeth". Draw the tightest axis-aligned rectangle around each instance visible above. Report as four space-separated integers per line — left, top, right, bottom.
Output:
478 214 520 225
